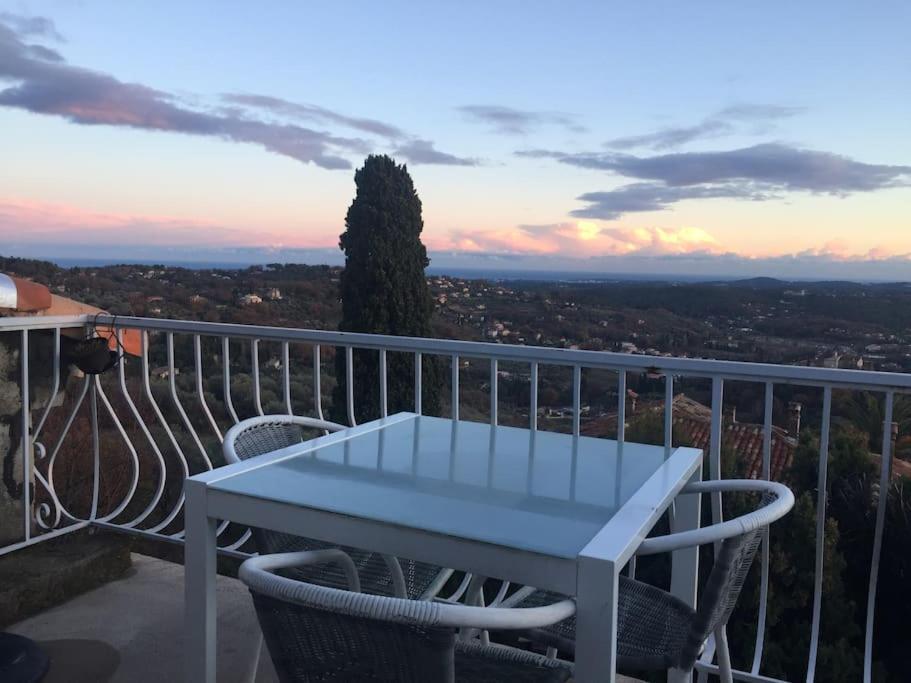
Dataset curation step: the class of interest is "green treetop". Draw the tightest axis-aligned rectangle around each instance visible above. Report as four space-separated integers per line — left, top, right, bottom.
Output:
332 155 441 423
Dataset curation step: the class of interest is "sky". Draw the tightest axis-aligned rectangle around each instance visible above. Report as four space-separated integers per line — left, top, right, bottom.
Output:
1 1 910 279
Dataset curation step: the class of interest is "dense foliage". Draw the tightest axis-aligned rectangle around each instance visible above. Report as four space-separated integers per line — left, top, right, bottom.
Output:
2 251 910 678
331 156 441 422
625 408 910 682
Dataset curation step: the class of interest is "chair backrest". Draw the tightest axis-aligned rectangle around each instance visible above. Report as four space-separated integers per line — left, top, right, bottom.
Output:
241 551 575 683
251 591 457 682
224 415 365 591
680 492 773 668
224 415 346 465
224 415 442 599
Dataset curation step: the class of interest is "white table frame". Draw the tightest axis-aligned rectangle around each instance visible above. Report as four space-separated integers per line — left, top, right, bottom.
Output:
184 413 703 683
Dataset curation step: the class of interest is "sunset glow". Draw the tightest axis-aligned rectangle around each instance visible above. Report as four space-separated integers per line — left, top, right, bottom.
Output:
0 3 908 278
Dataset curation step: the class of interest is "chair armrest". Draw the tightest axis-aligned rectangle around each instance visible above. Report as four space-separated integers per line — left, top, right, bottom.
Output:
635 479 794 556
285 416 348 433
434 597 576 630
240 551 574 632
239 549 361 593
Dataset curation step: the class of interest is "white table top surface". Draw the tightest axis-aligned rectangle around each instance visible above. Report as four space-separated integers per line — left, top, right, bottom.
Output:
209 414 697 559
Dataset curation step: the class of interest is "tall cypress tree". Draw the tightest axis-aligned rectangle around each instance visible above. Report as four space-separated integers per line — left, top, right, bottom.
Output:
332 155 441 423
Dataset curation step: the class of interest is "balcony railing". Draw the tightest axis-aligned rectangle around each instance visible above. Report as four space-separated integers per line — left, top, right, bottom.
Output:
1 313 909 683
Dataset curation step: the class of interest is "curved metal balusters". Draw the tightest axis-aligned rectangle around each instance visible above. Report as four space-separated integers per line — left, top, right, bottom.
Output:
138 331 191 534
490 359 498 426
708 377 725 529
45 375 91 525
313 345 325 422
7 314 911 683
195 335 223 442
112 329 167 529
88 381 100 520
222 336 239 424
378 348 387 417
571 365 581 437
664 374 674 453
616 370 626 443
751 382 774 675
806 386 832 683
864 391 894 683
32 328 66 531
92 375 141 523
31 329 61 452
345 346 356 427
21 330 31 541
251 339 264 416
166 333 211 467
697 376 726 681
414 352 422 414
282 342 292 415
163 333 242 547
451 354 459 421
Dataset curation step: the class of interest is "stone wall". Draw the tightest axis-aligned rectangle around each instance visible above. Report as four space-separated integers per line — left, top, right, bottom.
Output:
0 331 68 547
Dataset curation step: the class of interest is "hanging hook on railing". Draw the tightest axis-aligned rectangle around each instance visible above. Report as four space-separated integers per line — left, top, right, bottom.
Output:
66 312 122 375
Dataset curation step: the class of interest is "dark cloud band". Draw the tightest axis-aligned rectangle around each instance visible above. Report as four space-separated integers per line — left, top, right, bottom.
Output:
519 143 910 219
457 104 584 135
605 103 805 151
577 144 911 192
0 15 474 169
571 183 768 220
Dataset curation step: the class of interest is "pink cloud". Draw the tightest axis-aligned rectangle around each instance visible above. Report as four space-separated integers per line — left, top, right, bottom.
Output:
4 196 909 267
432 222 911 264
433 222 724 258
0 197 295 248
788 240 911 262
600 225 721 255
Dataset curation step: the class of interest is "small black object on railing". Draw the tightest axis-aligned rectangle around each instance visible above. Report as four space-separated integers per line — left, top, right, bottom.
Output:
645 365 664 380
66 313 122 375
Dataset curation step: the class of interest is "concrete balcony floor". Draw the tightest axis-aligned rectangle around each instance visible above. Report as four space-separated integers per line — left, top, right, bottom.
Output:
8 554 276 683
9 553 642 683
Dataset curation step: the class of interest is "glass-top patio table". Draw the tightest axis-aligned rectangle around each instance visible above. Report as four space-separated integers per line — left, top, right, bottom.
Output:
184 412 703 682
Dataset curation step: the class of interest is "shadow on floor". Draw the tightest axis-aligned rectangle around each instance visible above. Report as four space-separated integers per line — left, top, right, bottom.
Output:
40 639 120 683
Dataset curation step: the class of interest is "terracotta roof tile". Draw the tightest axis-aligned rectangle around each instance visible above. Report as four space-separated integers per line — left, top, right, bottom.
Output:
0 273 52 312
1 273 141 356
581 393 795 482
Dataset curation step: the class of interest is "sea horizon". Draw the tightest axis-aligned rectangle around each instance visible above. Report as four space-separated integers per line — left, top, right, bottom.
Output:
11 256 901 286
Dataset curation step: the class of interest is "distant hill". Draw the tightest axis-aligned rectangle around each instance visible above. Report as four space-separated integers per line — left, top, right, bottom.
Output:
728 277 788 289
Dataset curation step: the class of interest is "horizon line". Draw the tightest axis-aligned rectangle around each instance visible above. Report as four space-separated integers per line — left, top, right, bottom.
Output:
4 253 910 286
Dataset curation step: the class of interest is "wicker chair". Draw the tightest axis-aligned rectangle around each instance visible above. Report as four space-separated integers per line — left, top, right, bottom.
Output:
224 415 453 600
497 479 794 683
240 549 576 683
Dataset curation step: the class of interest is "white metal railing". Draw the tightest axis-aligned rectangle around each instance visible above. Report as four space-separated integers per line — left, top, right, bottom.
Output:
1 313 909 683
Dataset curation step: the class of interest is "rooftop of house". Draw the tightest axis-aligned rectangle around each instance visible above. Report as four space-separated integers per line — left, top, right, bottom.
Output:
582 393 797 481
671 395 796 481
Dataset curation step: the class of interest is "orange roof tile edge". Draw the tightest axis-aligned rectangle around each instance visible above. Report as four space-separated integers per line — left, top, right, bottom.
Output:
0 273 53 312
50 295 142 357
0 274 141 356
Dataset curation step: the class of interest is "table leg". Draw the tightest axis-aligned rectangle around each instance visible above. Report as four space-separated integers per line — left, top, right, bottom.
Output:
185 480 217 683
669 467 702 683
576 555 618 682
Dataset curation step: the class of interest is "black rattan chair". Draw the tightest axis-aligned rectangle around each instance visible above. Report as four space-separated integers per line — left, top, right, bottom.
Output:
224 415 453 599
499 479 794 683
240 549 576 683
